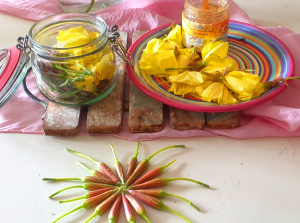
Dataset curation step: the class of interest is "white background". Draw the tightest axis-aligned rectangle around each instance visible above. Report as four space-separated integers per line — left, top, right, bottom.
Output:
1 0 300 223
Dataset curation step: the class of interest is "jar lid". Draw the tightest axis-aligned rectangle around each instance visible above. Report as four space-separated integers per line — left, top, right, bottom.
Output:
0 46 29 108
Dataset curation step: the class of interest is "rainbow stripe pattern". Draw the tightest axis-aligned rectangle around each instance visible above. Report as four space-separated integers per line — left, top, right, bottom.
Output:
126 21 295 112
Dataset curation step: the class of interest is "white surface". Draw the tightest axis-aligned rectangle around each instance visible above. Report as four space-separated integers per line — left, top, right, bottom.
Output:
1 1 300 223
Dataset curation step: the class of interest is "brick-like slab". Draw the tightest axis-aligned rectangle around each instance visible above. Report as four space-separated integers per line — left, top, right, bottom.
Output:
169 106 205 130
43 102 81 136
206 111 241 129
86 31 127 134
128 81 163 132
128 30 164 133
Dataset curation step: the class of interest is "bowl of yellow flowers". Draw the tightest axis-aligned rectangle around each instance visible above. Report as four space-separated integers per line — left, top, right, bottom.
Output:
126 21 295 112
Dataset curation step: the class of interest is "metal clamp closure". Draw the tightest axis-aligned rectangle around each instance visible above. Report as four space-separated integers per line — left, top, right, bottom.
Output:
108 25 132 66
16 35 31 55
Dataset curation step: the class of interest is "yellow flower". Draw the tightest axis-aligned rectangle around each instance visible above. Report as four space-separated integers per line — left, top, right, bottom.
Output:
56 26 99 48
201 82 238 105
92 53 116 81
144 39 173 54
163 24 184 48
204 56 238 72
139 50 178 76
224 71 261 101
168 83 196 97
202 41 229 61
169 71 205 86
54 26 115 93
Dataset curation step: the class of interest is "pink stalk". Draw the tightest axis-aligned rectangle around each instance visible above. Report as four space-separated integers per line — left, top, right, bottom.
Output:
133 159 176 185
130 177 209 190
122 193 136 223
110 144 125 183
83 191 120 223
125 194 152 223
59 188 115 203
42 175 116 185
66 148 120 183
126 142 139 180
126 145 185 186
48 183 116 198
76 161 112 180
128 190 191 223
136 189 199 211
108 194 122 223
52 189 117 223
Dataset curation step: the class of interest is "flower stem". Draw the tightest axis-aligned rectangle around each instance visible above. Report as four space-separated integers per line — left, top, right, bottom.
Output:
167 178 210 189
66 148 100 166
146 145 185 162
85 0 95 13
59 196 86 203
163 204 192 223
164 192 199 211
49 185 83 198
42 177 82 182
52 205 84 223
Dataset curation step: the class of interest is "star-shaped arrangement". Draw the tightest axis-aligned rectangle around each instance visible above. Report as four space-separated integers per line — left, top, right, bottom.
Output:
43 143 210 223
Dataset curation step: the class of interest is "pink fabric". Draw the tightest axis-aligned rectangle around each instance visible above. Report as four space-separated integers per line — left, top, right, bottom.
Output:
0 0 300 141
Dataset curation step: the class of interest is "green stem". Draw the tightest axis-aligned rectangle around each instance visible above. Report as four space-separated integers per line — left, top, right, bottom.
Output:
162 204 192 223
161 159 176 171
286 77 300 80
141 213 152 223
83 211 99 223
164 192 199 211
42 177 82 182
134 142 140 158
167 177 210 189
76 161 93 173
66 148 100 166
146 145 185 162
85 0 95 13
49 185 83 198
52 205 84 223
110 144 119 163
59 195 86 203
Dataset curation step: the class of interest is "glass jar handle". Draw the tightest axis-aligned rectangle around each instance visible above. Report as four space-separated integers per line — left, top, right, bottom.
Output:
22 67 48 116
108 25 132 66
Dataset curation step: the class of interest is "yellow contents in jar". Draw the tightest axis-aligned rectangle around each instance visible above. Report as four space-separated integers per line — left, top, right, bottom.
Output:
54 26 115 92
182 0 230 51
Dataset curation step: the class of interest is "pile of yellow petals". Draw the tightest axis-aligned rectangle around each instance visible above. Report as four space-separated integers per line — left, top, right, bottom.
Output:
139 24 268 105
55 26 115 92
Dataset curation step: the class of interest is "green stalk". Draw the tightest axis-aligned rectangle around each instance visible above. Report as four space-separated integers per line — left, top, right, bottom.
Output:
163 204 192 223
85 0 95 13
111 144 125 183
76 161 111 179
126 145 185 186
167 178 210 189
163 192 199 211
126 142 139 180
65 148 120 183
53 205 84 223
43 177 82 182
49 185 83 198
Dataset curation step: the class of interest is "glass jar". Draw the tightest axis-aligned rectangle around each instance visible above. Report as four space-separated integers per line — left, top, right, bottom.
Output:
182 0 230 51
28 13 117 106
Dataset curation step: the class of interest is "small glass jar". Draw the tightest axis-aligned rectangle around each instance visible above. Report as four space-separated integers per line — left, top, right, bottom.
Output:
182 0 230 51
28 13 117 106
